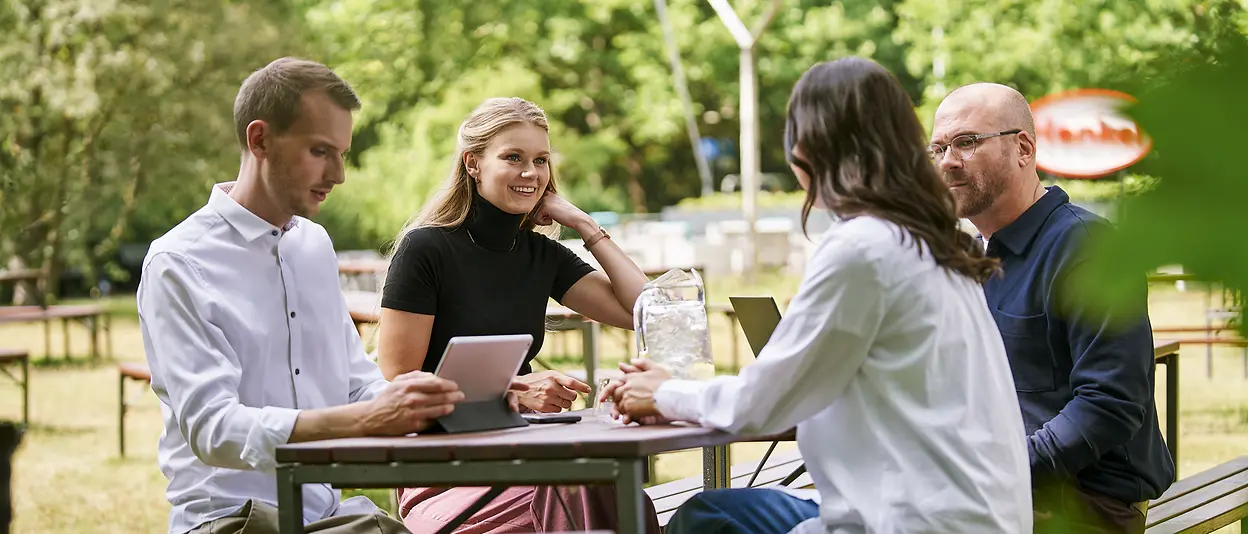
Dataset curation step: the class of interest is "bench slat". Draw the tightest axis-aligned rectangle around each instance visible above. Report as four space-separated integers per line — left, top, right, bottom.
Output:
646 448 802 502
648 449 806 525
654 468 815 526
1145 486 1248 534
1151 457 1248 507
1146 469 1248 528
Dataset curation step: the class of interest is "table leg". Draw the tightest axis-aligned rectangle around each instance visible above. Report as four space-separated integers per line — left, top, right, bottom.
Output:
616 458 645 534
118 372 126 457
702 445 730 491
1165 353 1180 470
582 321 600 395
43 318 51 361
62 318 70 360
21 355 29 426
90 316 100 360
106 314 113 359
277 465 303 534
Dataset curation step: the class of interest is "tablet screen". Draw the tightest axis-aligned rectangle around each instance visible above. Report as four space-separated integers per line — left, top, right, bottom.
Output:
433 334 533 402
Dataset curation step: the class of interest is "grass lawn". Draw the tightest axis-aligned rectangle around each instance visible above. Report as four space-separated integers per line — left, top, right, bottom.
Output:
3 279 1246 533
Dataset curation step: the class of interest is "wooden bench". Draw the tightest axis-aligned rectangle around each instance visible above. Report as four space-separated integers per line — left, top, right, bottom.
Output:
0 304 110 360
118 362 152 457
1146 456 1248 533
644 446 810 527
0 349 29 425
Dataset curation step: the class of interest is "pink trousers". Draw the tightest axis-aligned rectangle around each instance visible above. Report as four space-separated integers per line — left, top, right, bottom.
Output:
400 485 661 534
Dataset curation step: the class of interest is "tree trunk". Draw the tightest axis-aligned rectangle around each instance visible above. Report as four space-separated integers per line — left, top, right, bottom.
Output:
626 149 646 213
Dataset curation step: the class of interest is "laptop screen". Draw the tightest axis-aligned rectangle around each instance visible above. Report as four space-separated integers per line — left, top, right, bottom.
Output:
729 296 783 358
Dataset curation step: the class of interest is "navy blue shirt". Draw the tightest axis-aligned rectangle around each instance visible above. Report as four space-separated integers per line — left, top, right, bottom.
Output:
983 186 1174 504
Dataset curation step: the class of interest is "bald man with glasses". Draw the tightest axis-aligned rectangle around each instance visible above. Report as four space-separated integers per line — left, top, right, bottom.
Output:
930 83 1174 534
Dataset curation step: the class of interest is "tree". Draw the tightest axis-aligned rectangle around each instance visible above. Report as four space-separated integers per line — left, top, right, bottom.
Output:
893 0 1246 127
0 0 311 295
307 0 911 251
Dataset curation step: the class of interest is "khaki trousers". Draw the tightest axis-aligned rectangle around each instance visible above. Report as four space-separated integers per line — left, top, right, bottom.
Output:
188 500 409 534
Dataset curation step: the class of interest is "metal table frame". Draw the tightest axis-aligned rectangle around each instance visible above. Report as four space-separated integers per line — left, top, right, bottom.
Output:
277 458 647 534
276 445 730 534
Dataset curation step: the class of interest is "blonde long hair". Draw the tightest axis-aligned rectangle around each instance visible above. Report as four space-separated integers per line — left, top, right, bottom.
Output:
395 97 562 245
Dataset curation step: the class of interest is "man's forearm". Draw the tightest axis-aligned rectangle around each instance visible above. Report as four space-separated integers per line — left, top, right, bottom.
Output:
289 401 371 443
1027 393 1144 481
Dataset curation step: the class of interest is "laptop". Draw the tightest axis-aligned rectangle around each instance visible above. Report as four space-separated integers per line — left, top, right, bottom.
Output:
728 296 784 358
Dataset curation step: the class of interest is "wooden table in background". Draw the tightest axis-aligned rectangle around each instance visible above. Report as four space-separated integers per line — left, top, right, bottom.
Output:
1153 339 1181 467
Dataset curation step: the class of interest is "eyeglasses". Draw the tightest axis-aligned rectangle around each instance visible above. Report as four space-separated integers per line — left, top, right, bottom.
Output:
928 129 1022 163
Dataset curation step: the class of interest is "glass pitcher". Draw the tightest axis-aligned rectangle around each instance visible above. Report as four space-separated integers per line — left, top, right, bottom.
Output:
633 268 715 380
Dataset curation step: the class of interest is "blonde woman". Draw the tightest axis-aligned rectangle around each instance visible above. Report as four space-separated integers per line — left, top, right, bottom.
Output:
376 97 659 533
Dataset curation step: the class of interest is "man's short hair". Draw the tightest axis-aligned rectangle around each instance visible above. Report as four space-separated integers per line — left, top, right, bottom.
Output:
233 57 361 150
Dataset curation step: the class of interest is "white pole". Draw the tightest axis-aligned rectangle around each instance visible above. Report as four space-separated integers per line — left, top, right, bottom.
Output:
707 0 781 279
739 46 759 277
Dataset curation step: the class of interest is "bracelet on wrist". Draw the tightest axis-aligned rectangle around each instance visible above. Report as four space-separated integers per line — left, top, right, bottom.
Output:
583 227 611 250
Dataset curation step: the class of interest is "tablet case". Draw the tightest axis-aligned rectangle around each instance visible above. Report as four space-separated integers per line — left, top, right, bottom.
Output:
424 395 529 434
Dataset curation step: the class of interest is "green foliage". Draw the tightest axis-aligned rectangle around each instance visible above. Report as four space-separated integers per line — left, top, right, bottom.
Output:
3 0 1244 278
1077 30 1248 335
0 0 311 292
895 0 1248 129
1050 174 1161 203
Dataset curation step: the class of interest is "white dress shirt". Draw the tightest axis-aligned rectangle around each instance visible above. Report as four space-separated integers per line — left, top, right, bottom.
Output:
656 216 1032 533
137 183 390 534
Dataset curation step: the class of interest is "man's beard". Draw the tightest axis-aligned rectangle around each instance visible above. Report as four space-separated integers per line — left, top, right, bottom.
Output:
947 169 1005 219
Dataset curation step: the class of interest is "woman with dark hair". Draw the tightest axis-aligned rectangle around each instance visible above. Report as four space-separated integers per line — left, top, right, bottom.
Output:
601 57 1033 533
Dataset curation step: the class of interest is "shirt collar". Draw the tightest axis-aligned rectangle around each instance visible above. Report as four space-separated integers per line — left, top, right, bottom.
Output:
208 182 298 242
991 185 1069 255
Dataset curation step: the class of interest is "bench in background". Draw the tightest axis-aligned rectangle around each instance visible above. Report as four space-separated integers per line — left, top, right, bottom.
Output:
1146 456 1248 533
118 362 152 457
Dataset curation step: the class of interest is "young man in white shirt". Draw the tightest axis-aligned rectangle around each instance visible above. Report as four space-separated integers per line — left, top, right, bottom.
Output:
138 57 465 534
604 57 1032 534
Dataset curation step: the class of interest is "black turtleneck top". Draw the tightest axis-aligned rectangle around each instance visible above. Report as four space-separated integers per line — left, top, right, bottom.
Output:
380 194 596 375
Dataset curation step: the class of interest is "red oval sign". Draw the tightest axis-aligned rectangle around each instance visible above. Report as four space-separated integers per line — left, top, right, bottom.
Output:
1031 89 1152 179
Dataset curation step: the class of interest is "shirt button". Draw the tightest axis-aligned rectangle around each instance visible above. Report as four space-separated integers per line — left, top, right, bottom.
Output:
270 230 278 236
295 368 301 375
289 311 296 318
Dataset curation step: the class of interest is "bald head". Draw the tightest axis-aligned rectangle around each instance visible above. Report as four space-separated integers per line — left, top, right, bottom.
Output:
931 82 1041 224
938 83 1035 137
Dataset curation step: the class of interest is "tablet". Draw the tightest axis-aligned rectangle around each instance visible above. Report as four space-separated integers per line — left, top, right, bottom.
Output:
729 296 783 358
433 334 533 403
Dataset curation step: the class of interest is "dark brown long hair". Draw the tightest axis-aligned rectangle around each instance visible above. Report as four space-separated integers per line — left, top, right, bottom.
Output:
784 57 999 283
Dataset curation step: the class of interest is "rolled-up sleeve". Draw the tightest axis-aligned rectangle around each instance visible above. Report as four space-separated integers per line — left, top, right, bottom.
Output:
655 239 885 436
139 252 299 472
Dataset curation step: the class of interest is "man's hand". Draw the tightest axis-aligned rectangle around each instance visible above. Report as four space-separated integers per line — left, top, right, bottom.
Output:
603 359 672 425
359 371 464 435
514 370 591 413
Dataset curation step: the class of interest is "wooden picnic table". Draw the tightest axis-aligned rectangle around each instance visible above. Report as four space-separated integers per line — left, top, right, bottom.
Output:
274 412 778 534
0 304 109 360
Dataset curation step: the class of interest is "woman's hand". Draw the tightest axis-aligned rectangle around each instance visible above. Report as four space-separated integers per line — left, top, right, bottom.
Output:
534 192 595 235
602 359 673 424
514 370 592 413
